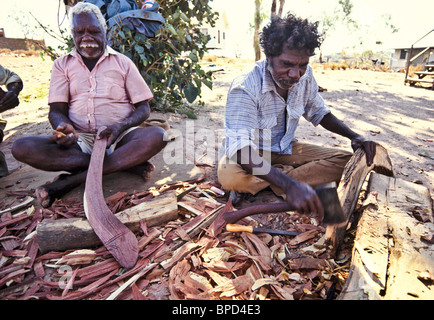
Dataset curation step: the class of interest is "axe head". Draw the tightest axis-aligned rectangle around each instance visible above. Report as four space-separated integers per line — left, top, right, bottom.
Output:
315 182 346 225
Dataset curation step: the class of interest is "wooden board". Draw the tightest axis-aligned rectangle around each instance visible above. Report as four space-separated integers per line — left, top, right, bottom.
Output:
339 173 434 300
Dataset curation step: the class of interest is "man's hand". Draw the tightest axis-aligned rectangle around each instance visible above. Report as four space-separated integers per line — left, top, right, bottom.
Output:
50 123 78 146
92 100 150 148
351 135 376 166
284 179 324 223
97 123 123 147
0 91 20 112
236 146 324 222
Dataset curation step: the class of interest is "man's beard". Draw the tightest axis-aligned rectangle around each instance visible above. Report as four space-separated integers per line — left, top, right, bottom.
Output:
267 62 297 90
271 73 297 90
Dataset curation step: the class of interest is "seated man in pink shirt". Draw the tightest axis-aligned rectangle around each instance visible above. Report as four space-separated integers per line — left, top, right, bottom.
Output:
12 2 167 207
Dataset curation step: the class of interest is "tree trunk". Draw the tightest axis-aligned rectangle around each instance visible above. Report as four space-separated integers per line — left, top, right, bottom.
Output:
254 0 261 61
278 0 285 17
271 0 277 16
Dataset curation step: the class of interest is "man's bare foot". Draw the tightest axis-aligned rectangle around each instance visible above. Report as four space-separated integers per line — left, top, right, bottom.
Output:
125 161 155 182
35 172 85 208
35 186 52 208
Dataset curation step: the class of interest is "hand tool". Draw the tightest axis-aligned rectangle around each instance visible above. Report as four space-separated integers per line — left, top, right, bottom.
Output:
314 182 346 225
223 181 346 226
226 223 300 236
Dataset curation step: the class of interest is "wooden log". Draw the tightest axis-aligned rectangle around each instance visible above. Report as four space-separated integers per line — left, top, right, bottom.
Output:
37 190 178 254
339 173 434 300
325 144 393 256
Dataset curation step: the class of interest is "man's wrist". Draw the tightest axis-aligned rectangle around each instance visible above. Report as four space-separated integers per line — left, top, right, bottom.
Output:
7 82 23 96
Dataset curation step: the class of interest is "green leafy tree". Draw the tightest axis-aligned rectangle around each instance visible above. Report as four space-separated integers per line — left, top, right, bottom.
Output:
318 0 358 62
109 0 219 116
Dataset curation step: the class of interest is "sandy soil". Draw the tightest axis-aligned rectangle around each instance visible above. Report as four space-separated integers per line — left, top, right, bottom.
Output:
0 53 433 200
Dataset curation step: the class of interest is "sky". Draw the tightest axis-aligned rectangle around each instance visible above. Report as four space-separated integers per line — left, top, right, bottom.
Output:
0 0 433 58
213 0 434 58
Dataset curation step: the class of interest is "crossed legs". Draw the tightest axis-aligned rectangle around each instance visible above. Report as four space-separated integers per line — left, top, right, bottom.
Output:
12 126 167 207
217 142 352 198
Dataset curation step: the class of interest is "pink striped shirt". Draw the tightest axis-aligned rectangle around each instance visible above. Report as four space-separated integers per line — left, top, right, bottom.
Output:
48 47 153 133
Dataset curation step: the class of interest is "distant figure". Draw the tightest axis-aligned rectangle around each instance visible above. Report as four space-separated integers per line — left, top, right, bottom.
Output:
0 65 23 177
12 2 167 207
218 13 376 220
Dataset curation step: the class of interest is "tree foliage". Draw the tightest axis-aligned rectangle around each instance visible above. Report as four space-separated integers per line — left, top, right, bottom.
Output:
109 0 219 116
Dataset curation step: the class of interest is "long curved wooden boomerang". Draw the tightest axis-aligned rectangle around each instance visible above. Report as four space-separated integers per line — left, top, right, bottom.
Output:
83 127 138 268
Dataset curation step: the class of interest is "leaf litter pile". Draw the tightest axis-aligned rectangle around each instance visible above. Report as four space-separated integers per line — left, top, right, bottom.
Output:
0 181 352 300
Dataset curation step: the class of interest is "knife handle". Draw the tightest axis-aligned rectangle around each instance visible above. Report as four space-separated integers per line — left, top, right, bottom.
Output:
226 224 253 233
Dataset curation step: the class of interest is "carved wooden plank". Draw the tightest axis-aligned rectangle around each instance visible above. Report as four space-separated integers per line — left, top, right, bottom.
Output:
325 144 393 256
36 191 178 253
83 128 138 268
337 193 389 299
339 173 434 300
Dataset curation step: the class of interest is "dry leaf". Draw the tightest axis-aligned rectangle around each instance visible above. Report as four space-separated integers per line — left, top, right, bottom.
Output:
289 229 318 246
212 274 253 298
57 249 97 265
270 284 295 300
251 277 279 291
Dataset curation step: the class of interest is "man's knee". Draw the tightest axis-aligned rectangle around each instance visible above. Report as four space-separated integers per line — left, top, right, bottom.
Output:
217 157 263 193
334 150 353 167
128 126 168 150
11 137 33 161
217 160 236 191
148 125 168 150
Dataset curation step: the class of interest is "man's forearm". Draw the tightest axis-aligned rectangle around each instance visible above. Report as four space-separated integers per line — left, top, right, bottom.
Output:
48 102 73 130
6 81 23 95
117 100 151 132
319 112 360 140
319 111 376 165
49 112 72 130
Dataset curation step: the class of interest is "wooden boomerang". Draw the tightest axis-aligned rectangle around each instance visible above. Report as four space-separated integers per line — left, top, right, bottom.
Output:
83 127 138 268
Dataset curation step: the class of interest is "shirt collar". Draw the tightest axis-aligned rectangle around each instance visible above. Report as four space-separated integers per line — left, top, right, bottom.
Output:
262 59 277 94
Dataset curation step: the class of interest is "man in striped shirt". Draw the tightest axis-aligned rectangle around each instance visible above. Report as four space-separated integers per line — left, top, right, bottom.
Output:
218 13 376 221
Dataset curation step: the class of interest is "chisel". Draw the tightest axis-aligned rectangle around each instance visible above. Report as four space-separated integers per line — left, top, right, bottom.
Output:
226 224 300 236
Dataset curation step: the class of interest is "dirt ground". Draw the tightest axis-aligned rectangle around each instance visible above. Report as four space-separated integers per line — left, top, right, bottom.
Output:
0 52 433 204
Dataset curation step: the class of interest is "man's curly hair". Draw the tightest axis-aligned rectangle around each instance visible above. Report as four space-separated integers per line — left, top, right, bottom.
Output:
260 13 323 57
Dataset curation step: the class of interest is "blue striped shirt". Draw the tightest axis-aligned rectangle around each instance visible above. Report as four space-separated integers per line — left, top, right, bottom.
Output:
224 59 330 158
